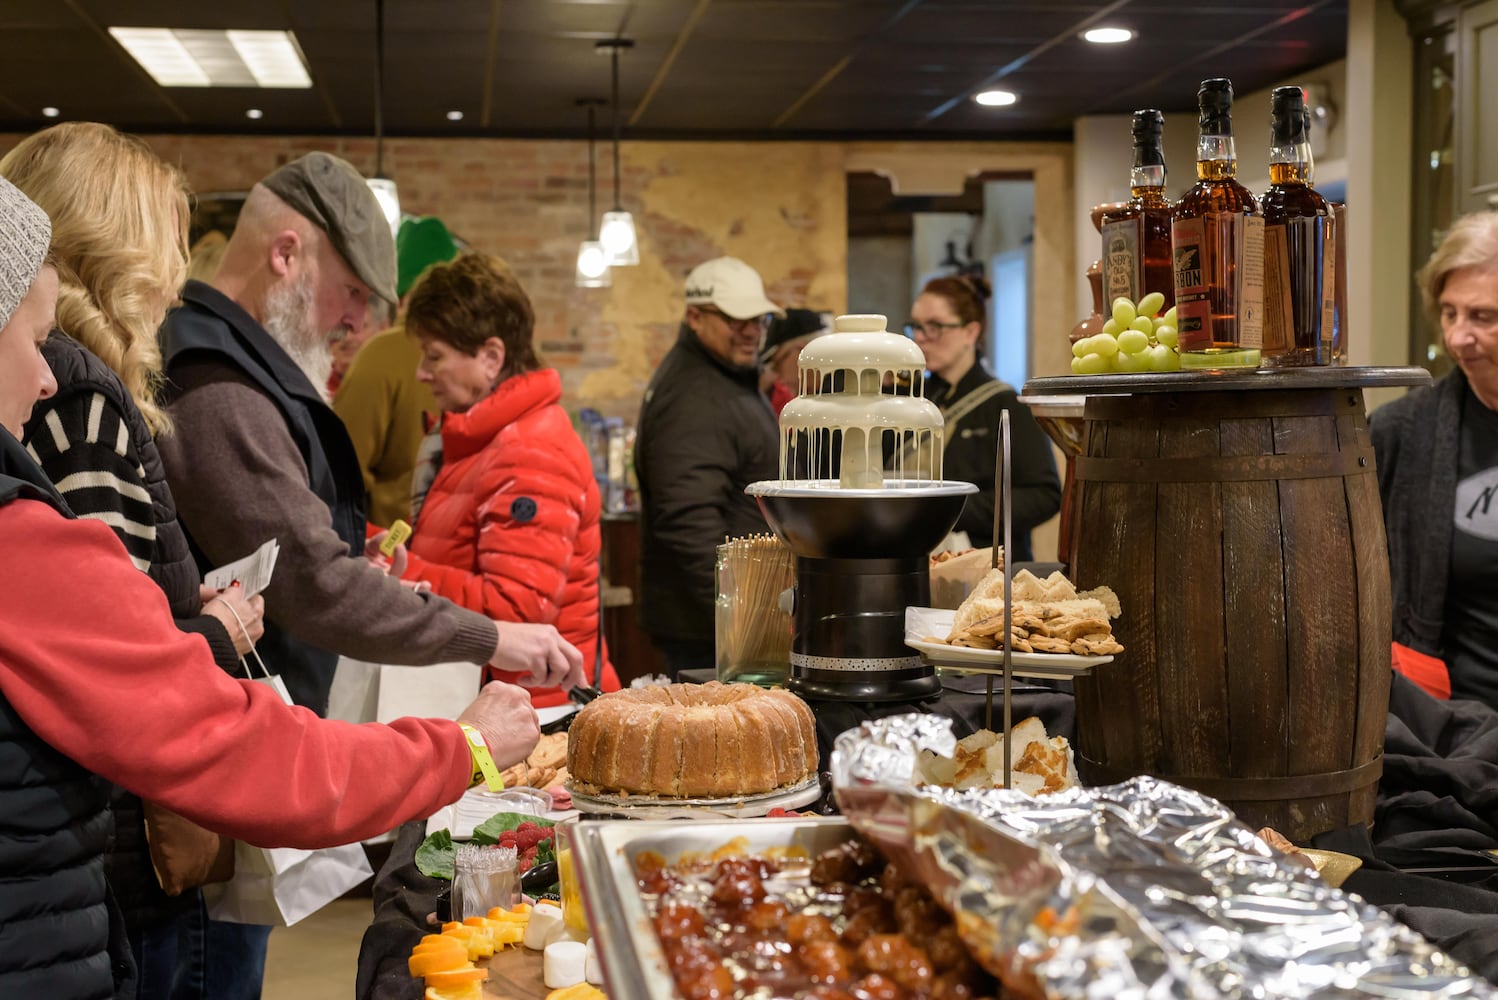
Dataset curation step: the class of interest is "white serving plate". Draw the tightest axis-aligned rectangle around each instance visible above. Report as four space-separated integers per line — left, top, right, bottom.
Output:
567 773 822 819
904 606 1114 679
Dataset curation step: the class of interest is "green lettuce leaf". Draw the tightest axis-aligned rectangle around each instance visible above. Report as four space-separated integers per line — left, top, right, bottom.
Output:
415 828 455 880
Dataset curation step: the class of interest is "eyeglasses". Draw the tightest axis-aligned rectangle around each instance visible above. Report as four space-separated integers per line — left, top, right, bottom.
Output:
904 319 965 340
699 307 773 334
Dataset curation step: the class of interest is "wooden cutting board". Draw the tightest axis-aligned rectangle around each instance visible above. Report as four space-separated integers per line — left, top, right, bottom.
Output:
481 946 547 999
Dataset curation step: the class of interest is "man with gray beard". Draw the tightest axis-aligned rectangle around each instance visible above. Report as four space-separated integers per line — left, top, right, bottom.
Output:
156 153 583 998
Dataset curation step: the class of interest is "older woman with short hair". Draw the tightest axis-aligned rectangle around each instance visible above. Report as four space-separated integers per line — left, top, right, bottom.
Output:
401 253 619 706
1372 211 1498 707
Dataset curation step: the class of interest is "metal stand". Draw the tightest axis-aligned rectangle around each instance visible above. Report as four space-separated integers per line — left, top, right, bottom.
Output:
984 409 1013 788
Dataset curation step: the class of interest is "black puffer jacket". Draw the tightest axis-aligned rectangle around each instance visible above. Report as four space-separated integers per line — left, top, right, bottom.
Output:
25 332 239 931
635 326 779 642
0 430 135 1000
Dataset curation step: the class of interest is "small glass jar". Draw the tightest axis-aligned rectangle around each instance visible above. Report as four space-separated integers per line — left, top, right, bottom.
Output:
452 843 518 922
715 536 795 686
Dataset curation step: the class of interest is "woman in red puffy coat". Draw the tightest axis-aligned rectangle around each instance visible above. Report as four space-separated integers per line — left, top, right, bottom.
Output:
400 253 619 706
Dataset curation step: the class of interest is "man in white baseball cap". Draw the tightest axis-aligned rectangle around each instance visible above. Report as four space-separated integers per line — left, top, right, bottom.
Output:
635 257 786 676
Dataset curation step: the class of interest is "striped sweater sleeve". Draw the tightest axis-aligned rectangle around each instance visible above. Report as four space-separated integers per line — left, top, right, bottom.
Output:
25 388 158 571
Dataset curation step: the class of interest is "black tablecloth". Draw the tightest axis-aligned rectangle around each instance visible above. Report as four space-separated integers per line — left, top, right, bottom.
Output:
357 672 1498 998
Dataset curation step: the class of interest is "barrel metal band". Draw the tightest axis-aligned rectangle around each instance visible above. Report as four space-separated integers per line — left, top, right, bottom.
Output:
791 651 923 672
1074 447 1372 484
1080 755 1383 800
1084 390 1363 422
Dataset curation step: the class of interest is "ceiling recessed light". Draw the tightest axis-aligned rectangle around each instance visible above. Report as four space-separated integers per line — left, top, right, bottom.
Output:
1082 27 1135 44
974 89 1018 108
446 110 464 121
245 108 264 119
41 107 59 118
108 27 311 88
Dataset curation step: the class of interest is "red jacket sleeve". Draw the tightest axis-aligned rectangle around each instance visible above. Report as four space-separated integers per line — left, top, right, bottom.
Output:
403 450 581 628
0 499 473 849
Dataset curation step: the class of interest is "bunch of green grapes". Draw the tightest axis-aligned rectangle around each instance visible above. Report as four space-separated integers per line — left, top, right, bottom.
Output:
1071 292 1181 374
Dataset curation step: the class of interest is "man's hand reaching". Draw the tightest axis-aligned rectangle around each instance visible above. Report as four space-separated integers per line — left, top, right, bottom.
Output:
489 622 585 691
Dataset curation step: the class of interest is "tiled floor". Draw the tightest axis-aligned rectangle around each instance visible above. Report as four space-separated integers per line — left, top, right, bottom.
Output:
262 898 370 998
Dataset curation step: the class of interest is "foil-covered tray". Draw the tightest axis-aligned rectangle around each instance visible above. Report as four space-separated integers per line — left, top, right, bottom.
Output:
565 817 855 999
831 714 1495 999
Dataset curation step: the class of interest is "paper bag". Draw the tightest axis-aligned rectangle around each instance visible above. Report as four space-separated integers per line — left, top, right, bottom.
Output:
203 840 373 926
327 658 481 724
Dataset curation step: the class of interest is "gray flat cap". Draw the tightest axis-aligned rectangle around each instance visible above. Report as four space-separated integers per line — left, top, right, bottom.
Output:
261 152 397 303
0 176 51 330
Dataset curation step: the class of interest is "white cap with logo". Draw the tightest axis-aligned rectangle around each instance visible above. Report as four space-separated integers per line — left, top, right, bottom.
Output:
683 256 786 321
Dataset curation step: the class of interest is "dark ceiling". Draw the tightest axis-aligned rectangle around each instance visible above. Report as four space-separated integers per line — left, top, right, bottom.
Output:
0 0 1347 140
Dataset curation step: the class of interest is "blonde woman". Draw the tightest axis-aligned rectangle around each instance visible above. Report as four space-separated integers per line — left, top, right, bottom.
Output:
2 122 264 999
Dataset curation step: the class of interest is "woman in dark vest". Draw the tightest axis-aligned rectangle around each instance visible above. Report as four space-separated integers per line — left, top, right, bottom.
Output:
906 275 1060 560
4 122 266 1000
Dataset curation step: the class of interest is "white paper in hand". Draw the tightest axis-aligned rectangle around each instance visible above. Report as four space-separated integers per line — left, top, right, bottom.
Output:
204 538 280 597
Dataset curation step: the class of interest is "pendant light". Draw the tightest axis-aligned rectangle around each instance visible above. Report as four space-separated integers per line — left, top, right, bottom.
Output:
366 0 400 235
576 98 611 288
596 38 638 266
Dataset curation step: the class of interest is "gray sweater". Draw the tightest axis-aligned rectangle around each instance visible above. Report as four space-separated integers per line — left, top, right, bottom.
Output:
157 359 497 676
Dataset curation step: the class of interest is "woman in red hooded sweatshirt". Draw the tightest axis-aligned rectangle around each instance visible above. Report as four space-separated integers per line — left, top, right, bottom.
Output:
400 253 619 706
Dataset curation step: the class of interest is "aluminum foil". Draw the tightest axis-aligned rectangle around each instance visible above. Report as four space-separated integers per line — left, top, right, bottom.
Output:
830 714 1494 999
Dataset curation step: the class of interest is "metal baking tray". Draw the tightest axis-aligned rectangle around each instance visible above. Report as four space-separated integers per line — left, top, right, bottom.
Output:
565 817 856 999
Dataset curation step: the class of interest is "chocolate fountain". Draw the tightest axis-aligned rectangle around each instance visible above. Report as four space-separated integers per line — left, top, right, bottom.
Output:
746 314 976 701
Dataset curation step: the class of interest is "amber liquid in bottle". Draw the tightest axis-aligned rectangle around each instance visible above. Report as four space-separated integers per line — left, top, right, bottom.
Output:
1260 88 1334 366
1101 110 1174 308
1172 80 1263 367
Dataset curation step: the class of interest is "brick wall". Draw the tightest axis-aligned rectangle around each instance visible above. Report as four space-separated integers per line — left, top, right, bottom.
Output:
7 131 846 419
2 130 1074 419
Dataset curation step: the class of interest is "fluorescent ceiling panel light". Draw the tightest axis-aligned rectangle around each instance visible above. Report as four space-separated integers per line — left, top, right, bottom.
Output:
108 27 311 88
228 30 312 88
109 28 210 86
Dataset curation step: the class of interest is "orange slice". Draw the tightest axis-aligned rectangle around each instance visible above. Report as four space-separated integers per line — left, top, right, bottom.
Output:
408 949 470 977
425 983 483 1000
424 966 489 989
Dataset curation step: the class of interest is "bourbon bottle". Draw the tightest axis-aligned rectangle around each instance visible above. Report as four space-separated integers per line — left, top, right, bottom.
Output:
1260 86 1335 366
1172 78 1264 368
1101 110 1174 309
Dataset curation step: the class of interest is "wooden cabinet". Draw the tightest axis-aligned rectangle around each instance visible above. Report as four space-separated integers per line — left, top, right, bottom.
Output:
1456 0 1498 211
599 513 669 685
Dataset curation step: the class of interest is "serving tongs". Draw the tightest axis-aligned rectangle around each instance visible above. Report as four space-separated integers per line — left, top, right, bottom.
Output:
988 409 1014 789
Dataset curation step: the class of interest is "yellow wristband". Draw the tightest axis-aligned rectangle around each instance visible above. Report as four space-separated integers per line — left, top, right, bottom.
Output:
459 723 504 791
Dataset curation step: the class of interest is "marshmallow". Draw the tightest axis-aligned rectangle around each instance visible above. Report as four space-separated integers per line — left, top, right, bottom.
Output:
585 939 604 985
523 901 564 950
544 940 588 989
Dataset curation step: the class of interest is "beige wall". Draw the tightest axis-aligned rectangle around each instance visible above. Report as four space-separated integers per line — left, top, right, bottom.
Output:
1346 0 1415 411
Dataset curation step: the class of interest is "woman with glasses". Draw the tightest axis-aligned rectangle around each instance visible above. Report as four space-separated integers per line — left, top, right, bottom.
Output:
905 275 1060 559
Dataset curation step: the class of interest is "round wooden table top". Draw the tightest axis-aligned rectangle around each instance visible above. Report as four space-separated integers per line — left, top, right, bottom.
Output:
1024 365 1432 397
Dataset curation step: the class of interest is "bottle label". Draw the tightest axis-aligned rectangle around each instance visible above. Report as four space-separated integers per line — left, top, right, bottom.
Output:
1239 215 1265 350
1263 224 1294 354
1171 213 1265 351
1172 217 1210 350
1102 218 1143 305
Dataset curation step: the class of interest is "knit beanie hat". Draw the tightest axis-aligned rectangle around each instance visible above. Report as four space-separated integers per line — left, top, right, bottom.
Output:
396 216 460 299
0 176 51 330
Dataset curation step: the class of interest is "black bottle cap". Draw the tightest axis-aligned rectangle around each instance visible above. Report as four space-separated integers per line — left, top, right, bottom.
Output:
1131 108 1164 138
1198 78 1234 134
1131 109 1166 167
1271 85 1309 145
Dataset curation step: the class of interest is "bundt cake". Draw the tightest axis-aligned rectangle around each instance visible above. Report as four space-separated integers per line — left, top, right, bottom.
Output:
566 681 819 798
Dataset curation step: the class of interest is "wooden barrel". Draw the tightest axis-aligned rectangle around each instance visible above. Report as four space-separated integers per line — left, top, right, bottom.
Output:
1068 386 1390 841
